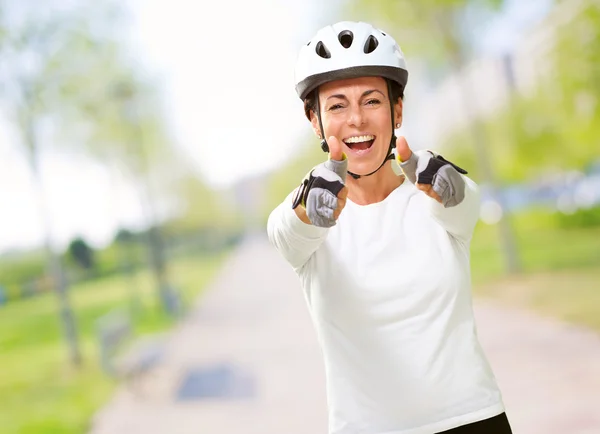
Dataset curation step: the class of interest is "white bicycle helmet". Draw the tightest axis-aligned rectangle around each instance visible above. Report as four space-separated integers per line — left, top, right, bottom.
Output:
294 21 408 100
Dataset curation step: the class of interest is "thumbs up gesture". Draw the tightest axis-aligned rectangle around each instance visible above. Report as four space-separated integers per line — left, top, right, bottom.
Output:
291 136 349 227
327 135 345 162
324 136 349 221
396 136 468 208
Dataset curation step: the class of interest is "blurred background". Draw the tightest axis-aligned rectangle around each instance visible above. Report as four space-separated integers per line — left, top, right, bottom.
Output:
0 0 598 433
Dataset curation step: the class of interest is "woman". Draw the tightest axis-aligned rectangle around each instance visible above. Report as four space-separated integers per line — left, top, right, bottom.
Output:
267 21 512 434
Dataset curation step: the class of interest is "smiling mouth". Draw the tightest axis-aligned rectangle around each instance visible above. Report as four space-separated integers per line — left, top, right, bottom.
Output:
343 135 376 151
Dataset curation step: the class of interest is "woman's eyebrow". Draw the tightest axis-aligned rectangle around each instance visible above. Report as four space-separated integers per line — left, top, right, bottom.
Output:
325 89 385 101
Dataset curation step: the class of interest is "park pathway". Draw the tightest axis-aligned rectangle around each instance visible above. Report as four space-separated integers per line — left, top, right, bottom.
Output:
89 235 600 434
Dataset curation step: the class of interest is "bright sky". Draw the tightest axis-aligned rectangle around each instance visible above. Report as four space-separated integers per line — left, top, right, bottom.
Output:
125 0 339 188
0 0 551 254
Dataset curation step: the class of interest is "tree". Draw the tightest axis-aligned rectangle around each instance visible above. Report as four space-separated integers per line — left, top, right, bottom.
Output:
107 79 181 315
78 66 192 316
67 237 95 271
0 0 160 365
547 0 600 168
115 228 138 244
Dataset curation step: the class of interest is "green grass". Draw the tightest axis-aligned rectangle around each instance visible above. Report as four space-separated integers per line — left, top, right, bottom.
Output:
0 251 229 434
470 207 600 332
470 208 600 284
475 267 600 332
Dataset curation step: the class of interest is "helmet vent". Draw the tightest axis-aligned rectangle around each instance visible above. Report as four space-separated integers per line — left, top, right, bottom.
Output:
315 41 331 59
364 35 379 54
338 30 354 48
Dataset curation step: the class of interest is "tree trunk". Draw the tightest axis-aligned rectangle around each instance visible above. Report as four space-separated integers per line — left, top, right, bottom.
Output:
25 115 82 367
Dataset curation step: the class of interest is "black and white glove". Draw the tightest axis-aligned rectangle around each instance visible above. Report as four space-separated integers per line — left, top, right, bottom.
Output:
399 145 468 208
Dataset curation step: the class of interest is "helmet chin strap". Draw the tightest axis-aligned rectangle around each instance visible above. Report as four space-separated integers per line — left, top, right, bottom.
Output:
317 80 397 180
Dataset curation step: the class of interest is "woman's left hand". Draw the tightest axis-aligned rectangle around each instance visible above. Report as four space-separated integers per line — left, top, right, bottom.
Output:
395 136 442 204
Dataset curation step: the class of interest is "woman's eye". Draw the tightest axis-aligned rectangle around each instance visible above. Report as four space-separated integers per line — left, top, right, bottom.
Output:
366 99 381 105
328 104 344 111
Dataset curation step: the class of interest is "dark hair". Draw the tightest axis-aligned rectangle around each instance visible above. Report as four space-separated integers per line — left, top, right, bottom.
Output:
303 78 405 121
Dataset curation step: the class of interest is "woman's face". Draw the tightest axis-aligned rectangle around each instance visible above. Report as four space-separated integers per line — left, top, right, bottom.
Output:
311 76 403 175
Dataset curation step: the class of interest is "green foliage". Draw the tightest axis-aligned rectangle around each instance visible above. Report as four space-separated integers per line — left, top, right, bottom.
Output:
0 219 239 306
470 207 600 284
0 0 184 218
342 0 505 70
0 251 46 298
553 2 600 102
166 172 242 234
67 237 95 271
114 228 138 244
554 205 600 229
444 1 600 184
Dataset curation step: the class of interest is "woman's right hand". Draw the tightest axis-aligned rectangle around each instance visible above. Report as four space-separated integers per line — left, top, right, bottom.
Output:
292 136 348 227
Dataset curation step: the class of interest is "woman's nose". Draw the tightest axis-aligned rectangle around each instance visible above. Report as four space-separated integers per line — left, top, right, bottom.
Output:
347 104 365 127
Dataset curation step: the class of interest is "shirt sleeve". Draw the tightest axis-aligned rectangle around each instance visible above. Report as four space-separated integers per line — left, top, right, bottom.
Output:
267 191 329 271
427 175 481 244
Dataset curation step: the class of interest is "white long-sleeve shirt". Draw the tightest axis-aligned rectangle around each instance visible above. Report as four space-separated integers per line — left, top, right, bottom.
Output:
267 173 505 434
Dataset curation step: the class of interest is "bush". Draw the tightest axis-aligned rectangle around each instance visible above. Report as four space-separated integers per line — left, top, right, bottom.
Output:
0 252 46 289
555 206 600 229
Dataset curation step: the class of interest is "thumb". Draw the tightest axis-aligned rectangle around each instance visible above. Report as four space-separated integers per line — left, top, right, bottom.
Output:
327 136 345 161
395 136 412 162
395 136 417 184
324 136 348 179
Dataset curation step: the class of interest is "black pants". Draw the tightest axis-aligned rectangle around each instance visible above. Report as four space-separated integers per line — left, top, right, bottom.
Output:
436 412 512 434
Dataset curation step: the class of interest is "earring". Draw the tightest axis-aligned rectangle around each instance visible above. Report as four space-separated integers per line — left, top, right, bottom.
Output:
396 123 401 128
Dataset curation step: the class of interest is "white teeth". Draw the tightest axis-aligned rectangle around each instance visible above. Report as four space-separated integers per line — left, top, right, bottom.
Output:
344 135 374 144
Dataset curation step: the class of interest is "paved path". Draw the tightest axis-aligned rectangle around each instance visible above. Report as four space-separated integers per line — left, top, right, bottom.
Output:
89 235 600 434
